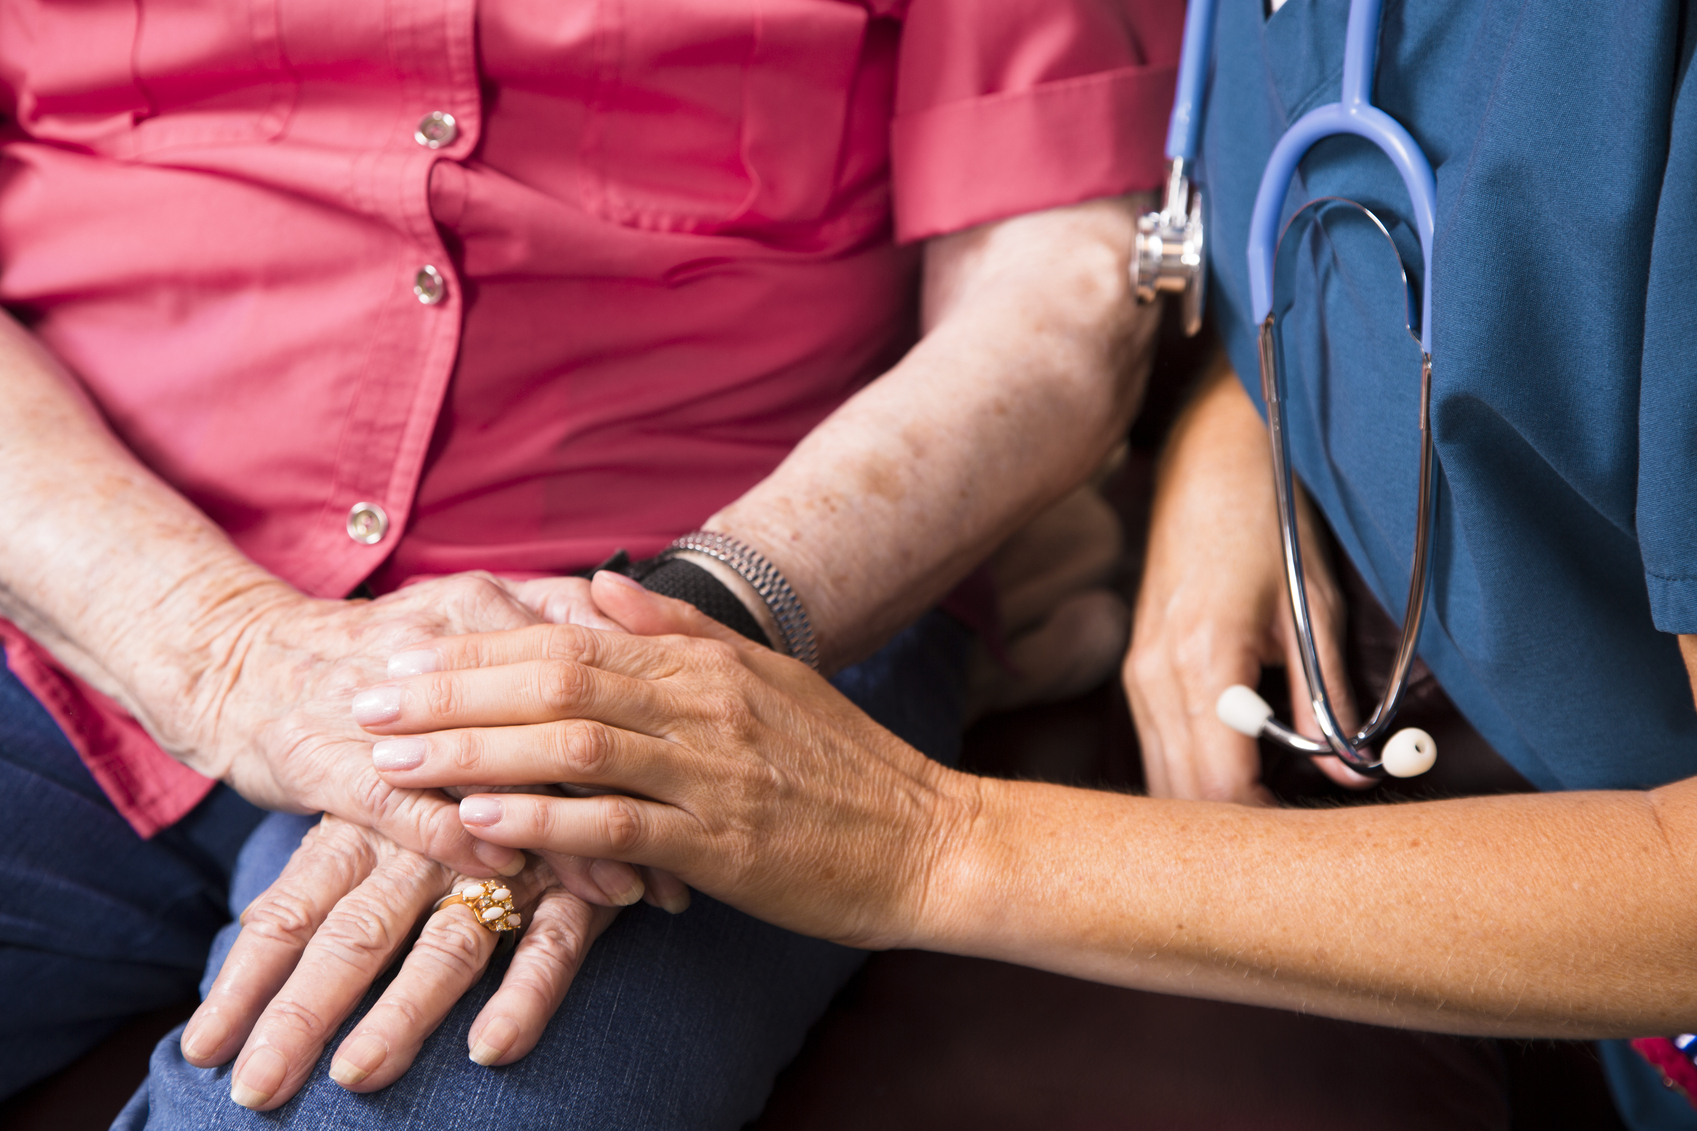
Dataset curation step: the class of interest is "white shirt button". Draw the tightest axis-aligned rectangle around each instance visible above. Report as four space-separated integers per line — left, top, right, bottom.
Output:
346 502 390 544
413 265 446 305
415 111 458 149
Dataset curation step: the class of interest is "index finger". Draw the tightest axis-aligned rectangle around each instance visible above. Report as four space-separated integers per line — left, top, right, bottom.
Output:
226 847 450 1110
181 818 380 1070
386 622 708 682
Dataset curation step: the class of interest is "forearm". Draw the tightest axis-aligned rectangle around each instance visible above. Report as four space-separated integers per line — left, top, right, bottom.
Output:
705 197 1158 669
925 772 1697 1037
0 314 290 757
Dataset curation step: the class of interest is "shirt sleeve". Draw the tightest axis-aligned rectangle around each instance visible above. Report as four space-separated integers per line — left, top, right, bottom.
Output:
1636 23 1697 634
890 0 1183 243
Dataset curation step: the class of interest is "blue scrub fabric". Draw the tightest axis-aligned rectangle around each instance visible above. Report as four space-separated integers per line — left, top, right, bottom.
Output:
115 608 972 1130
1199 2 1697 1126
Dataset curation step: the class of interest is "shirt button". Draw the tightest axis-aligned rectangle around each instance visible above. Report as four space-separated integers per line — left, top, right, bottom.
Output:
415 111 458 149
413 265 446 305
346 502 390 545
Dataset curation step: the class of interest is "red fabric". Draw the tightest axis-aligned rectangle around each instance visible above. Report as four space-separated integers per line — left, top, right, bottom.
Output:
1632 1038 1697 1109
0 0 1180 836
0 621 214 837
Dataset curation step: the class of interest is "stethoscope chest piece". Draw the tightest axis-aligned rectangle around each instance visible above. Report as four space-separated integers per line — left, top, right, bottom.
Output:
1132 161 1206 337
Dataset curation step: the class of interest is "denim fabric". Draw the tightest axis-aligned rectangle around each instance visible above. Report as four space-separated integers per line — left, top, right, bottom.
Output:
0 660 265 1100
118 608 972 1130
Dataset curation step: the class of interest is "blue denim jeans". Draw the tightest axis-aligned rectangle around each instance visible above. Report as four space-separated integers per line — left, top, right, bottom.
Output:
0 662 266 1100
113 609 971 1130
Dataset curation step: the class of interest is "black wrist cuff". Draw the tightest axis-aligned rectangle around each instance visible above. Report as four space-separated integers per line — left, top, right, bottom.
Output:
588 550 772 648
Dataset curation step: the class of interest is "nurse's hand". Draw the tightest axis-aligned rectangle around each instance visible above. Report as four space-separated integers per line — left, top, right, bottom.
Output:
359 575 973 950
179 816 619 1111
174 572 684 894
1123 361 1367 804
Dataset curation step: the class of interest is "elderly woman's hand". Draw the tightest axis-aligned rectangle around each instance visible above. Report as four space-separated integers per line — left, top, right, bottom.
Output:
356 573 982 950
160 571 672 890
179 815 618 1111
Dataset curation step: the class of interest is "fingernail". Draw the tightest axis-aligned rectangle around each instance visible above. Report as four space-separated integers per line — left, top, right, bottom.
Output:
230 1046 286 1109
181 1011 230 1065
329 1033 388 1089
469 1017 520 1067
388 649 442 678
351 685 402 726
460 797 504 826
658 887 692 915
590 858 645 906
593 569 646 592
372 737 427 771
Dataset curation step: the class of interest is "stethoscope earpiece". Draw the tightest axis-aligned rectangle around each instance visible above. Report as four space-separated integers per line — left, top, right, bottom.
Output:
1213 685 1437 779
1216 684 1275 738
1379 727 1437 778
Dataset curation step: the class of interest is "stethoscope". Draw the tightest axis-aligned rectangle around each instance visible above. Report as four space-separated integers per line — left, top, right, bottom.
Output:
1131 0 1438 779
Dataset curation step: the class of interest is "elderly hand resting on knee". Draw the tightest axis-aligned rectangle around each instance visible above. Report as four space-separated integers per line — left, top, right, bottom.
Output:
179 573 693 1111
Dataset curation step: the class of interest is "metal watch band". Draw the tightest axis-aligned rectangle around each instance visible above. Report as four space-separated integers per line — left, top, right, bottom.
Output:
658 531 818 669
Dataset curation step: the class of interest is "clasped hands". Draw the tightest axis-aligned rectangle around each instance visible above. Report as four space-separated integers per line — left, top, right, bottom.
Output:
182 570 971 1110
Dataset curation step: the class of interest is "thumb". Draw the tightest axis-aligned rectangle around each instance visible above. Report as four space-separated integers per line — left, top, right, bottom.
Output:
590 570 749 647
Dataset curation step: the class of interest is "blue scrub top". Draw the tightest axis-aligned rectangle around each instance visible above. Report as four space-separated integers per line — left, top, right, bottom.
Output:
1202 0 1697 794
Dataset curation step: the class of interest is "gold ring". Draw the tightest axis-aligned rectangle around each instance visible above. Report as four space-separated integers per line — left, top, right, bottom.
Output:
434 879 521 933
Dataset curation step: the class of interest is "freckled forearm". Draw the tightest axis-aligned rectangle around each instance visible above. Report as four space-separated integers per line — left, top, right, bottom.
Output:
0 314 286 721
708 197 1160 670
915 774 1697 1037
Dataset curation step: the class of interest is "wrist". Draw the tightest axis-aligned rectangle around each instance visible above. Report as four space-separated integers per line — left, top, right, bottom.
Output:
663 551 783 647
900 765 1004 953
659 528 818 667
127 572 308 773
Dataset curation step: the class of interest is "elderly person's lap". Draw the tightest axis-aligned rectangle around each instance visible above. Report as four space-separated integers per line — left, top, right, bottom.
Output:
110 609 971 1130
0 666 264 1098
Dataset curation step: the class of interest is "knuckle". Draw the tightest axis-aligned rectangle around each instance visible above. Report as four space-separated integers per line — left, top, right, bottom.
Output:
599 796 645 856
414 918 489 980
259 995 332 1043
537 660 589 713
689 637 743 674
554 720 610 778
1125 644 1164 688
242 889 320 949
423 673 460 721
449 729 485 773
315 900 403 963
542 624 594 664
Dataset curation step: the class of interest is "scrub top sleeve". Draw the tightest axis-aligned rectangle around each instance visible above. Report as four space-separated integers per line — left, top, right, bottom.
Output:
1636 31 1697 635
890 0 1183 244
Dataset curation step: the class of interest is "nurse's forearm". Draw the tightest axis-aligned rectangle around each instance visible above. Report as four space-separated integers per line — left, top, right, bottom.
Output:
923 773 1697 1037
705 196 1158 670
0 313 289 725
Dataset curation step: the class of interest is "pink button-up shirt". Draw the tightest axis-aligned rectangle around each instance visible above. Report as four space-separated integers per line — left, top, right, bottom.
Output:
0 0 1179 836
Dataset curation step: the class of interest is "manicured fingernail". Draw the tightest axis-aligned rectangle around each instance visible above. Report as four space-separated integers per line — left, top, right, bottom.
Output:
230 1046 286 1109
590 858 645 906
388 649 442 678
181 1011 229 1064
329 1033 388 1088
460 797 504 826
351 685 402 726
593 569 646 592
372 737 427 771
469 1016 519 1067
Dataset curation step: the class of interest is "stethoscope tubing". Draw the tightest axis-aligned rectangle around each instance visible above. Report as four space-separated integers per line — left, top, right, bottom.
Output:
1167 0 1443 774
